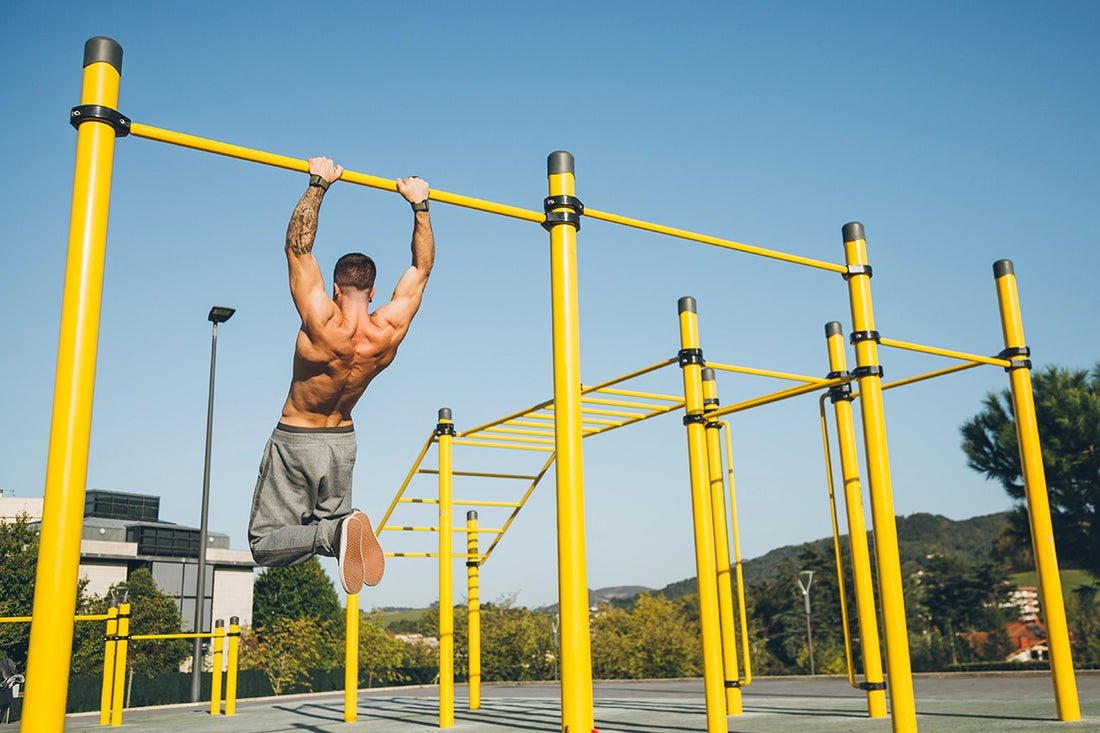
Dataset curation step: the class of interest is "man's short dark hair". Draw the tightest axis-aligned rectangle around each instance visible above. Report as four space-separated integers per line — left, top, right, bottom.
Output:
334 253 376 291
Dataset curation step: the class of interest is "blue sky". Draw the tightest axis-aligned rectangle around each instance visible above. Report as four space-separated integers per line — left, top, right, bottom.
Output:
3 2 1098 611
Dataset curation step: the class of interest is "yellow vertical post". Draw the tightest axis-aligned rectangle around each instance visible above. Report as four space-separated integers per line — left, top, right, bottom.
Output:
110 598 130 726
345 593 359 722
437 408 456 728
225 616 239 716
677 298 729 733
210 619 225 716
992 260 1080 721
824 322 887 718
23 37 125 733
701 369 741 715
841 222 916 733
98 600 118 725
466 511 481 710
546 150 595 733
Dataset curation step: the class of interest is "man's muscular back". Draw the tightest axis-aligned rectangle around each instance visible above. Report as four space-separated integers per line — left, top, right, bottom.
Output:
279 158 433 428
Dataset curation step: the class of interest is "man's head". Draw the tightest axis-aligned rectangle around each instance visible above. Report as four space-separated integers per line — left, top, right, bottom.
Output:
333 253 377 301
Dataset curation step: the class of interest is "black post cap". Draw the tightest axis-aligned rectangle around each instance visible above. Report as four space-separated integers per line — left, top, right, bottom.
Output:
215 619 224 628
438 407 452 420
467 510 478 521
701 368 715 382
547 151 574 175
842 222 865 242
825 321 844 338
993 260 1014 278
678 296 697 314
84 37 123 73
230 616 239 625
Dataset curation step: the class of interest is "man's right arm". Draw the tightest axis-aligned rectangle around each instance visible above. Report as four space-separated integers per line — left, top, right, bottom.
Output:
286 157 343 326
374 176 434 334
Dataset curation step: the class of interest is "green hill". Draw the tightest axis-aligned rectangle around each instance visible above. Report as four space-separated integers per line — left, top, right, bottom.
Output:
658 511 1011 599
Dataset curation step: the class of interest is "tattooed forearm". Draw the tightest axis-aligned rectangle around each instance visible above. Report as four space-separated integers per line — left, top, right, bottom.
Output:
285 186 325 256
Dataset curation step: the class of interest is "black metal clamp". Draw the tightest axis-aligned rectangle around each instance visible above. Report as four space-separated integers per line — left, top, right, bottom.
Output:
678 348 705 367
826 371 854 403
542 194 584 232
850 330 881 345
998 346 1032 372
70 104 131 137
849 365 885 379
435 422 457 437
860 680 887 691
844 264 873 280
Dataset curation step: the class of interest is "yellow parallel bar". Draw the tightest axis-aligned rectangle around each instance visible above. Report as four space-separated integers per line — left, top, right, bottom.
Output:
398 497 439 504
225 618 239 716
878 337 1011 368
823 324 886 717
210 621 225 716
842 223 916 733
129 632 218 640
379 431 437 530
993 260 1080 721
678 298 728 733
345 594 359 722
24 40 123 733
437 410 455 729
129 123 545 224
454 500 523 509
719 424 751 687
467 512 482 711
708 362 830 385
702 370 741 715
548 152 595 733
98 603 118 725
585 207 848 273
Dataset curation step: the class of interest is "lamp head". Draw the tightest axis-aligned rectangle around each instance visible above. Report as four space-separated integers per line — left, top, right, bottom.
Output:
208 306 236 324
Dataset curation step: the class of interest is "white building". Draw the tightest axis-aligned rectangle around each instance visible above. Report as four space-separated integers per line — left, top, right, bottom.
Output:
2 489 253 630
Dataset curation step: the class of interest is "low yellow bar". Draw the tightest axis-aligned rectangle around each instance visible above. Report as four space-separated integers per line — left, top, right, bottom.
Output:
210 620 225 716
708 362 829 384
878 337 1012 368
345 594 359 722
584 207 848 273
129 123 545 223
129 631 218 640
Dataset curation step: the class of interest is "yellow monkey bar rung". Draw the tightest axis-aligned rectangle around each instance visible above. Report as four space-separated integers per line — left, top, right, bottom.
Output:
710 375 849 419
453 438 555 451
418 469 540 481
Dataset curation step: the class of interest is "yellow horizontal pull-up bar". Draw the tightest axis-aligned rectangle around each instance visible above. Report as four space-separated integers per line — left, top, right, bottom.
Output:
128 123 545 223
878 337 1012 368
584 207 849 274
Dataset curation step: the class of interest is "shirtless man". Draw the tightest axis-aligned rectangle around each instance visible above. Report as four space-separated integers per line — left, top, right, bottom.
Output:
248 156 434 594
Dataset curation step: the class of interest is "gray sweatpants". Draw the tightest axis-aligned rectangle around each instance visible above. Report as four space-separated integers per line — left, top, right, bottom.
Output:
248 423 357 567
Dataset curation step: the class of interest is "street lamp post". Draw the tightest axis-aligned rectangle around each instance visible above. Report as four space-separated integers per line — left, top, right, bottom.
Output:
192 306 235 702
797 570 815 675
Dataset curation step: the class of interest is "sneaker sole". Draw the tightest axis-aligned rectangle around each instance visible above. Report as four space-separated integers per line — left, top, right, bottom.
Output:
340 514 366 594
359 514 385 587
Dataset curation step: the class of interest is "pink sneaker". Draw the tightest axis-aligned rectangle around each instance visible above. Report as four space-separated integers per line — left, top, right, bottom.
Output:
337 513 366 594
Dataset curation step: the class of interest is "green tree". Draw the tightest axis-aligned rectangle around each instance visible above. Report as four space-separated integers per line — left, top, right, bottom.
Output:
1066 585 1100 667
591 594 702 679
114 569 191 679
961 363 1100 577
239 617 324 694
913 554 1013 664
252 557 341 629
357 611 411 688
0 513 40 666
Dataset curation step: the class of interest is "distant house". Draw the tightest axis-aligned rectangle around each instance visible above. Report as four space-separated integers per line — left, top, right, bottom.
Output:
1004 619 1048 662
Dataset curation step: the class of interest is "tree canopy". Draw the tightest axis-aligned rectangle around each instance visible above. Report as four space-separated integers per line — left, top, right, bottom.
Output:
961 363 1100 576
